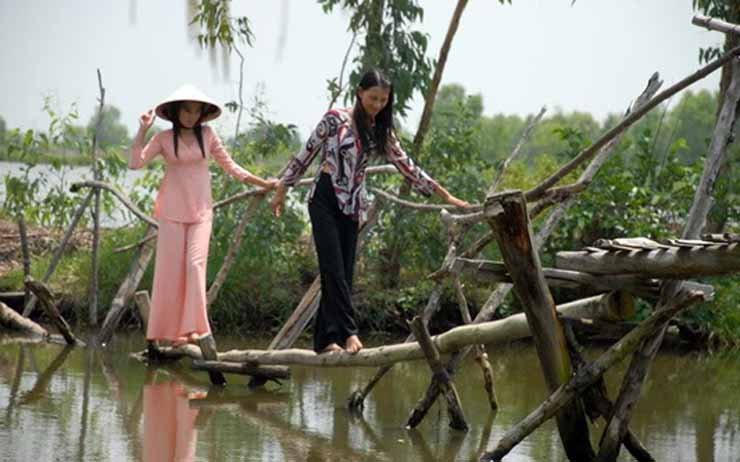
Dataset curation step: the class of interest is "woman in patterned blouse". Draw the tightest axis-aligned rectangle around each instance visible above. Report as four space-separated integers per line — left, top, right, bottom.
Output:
271 69 470 354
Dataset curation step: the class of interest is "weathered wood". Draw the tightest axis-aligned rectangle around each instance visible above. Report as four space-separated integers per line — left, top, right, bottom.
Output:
211 292 631 368
456 277 498 410
596 56 740 462
562 321 655 462
0 301 48 337
97 225 157 345
368 186 481 212
25 278 83 346
414 75 665 427
407 316 468 431
489 107 547 194
70 180 158 227
17 214 31 304
191 360 291 381
524 46 740 201
134 290 150 330
197 334 227 385
693 14 740 35
486 190 594 461
23 189 94 317
480 290 704 462
213 164 396 209
88 69 106 328
556 244 740 279
207 195 265 306
463 259 665 300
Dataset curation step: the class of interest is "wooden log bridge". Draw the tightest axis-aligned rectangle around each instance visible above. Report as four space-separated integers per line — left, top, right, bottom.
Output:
182 292 630 370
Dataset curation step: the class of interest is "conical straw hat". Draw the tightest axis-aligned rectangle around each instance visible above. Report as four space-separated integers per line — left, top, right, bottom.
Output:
155 84 222 123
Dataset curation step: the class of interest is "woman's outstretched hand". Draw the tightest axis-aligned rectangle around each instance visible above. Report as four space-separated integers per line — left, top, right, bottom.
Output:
139 109 156 131
262 178 280 192
446 194 471 209
271 181 287 217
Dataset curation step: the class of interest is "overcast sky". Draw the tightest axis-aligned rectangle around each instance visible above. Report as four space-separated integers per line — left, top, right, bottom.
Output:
0 0 725 140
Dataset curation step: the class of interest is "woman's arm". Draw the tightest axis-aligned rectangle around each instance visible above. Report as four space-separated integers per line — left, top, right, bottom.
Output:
386 132 470 208
129 109 162 169
207 126 277 190
272 111 336 216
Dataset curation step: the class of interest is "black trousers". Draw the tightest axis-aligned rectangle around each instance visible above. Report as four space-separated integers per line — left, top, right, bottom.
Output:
309 173 360 352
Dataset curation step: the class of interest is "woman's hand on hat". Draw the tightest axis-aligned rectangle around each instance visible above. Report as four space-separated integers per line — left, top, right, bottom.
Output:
139 109 156 131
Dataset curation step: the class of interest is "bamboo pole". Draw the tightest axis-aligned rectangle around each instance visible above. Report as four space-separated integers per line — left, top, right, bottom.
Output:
23 189 94 317
89 69 106 327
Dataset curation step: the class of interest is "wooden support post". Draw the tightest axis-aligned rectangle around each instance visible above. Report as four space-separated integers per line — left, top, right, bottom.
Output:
485 190 594 461
98 225 156 345
134 290 150 331
197 334 227 386
455 277 498 410
25 278 83 346
480 290 703 461
408 316 468 431
561 320 655 462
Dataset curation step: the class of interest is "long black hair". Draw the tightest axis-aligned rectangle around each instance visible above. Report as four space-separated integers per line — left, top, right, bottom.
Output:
164 101 207 158
353 69 394 158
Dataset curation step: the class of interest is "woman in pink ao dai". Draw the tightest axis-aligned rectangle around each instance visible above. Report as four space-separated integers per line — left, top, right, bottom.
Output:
129 84 277 347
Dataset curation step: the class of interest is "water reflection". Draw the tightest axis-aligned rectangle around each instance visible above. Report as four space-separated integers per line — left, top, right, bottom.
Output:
143 372 205 462
1 335 739 461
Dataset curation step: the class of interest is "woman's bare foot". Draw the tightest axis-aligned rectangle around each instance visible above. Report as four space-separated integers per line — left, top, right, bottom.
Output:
320 343 344 354
171 336 189 347
188 332 201 344
345 335 363 354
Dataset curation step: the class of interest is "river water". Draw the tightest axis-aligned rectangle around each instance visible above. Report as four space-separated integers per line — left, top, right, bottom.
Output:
1 333 738 462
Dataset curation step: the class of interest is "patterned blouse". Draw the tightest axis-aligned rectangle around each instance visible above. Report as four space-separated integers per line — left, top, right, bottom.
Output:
282 108 440 221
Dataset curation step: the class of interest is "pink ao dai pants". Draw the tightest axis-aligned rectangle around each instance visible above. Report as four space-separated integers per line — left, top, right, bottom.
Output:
147 218 213 341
